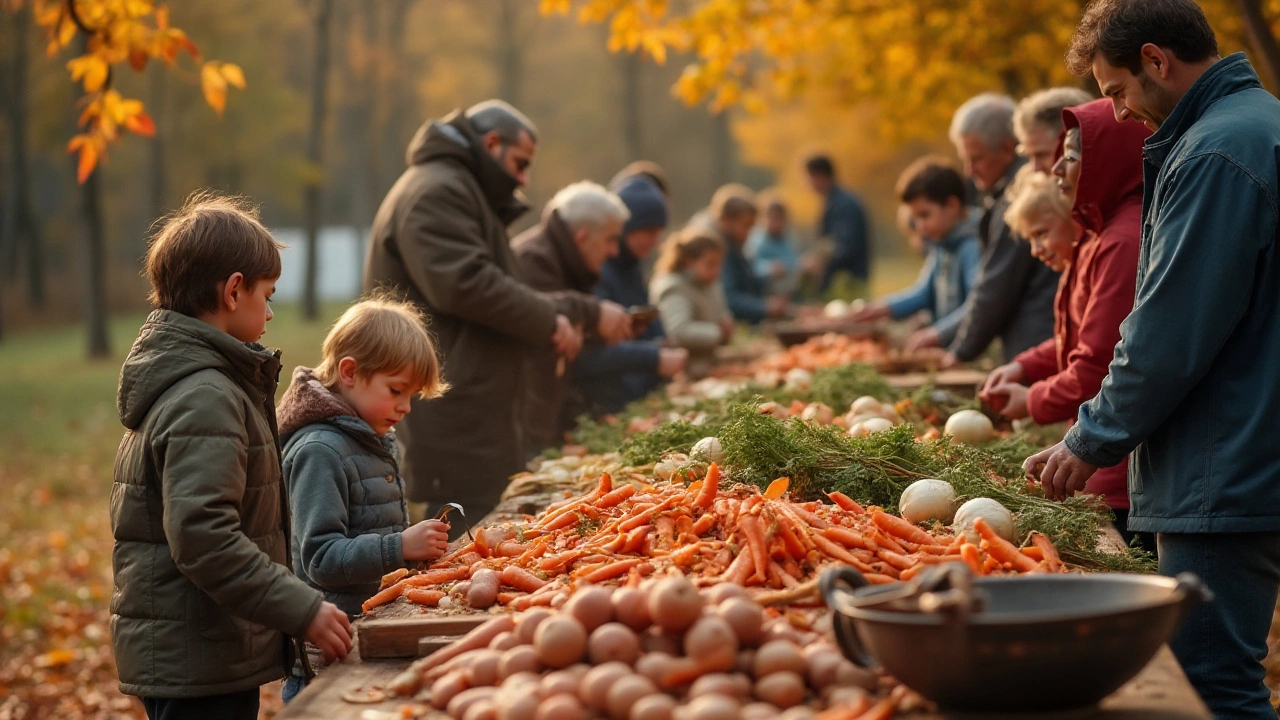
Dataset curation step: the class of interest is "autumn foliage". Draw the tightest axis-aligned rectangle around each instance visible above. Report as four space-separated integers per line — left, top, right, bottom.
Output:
4 0 245 182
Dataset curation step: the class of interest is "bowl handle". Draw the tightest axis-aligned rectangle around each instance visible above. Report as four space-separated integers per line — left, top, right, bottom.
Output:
819 566 877 668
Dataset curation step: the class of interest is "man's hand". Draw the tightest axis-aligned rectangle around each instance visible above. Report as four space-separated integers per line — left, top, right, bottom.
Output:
306 601 352 664
989 382 1029 420
937 351 959 370
657 347 688 378
596 301 633 344
401 519 450 561
904 326 940 353
849 302 890 323
552 315 583 360
766 295 790 318
1024 441 1099 502
981 361 1025 399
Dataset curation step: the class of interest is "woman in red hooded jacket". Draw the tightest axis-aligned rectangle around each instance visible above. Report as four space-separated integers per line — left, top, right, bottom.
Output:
981 98 1155 552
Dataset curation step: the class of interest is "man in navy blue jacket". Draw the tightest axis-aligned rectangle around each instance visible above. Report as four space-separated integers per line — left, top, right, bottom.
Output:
574 177 686 413
1027 2 1280 715
805 155 872 292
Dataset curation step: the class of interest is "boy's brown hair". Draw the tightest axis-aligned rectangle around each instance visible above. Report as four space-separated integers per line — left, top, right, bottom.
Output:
896 157 968 206
710 183 758 221
145 191 284 317
314 293 449 399
654 226 726 276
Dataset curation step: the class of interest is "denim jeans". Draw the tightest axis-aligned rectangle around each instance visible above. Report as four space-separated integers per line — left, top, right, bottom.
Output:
143 689 259 720
1158 532 1280 720
282 672 307 703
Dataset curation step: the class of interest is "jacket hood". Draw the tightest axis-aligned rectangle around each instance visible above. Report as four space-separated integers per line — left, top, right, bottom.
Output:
118 310 281 430
1146 53 1261 167
276 366 394 455
405 110 530 225
545 210 600 290
1059 98 1150 234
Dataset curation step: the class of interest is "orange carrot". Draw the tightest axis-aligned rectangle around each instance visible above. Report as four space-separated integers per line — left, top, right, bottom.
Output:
419 615 515 675
721 548 754 584
822 526 875 552
899 563 926 582
361 582 407 613
595 483 636 509
763 477 790 500
1032 532 1064 572
1020 546 1045 561
579 557 647 583
974 518 1038 573
982 554 1002 574
790 505 829 530
812 534 877 574
619 495 681 532
540 549 586 572
828 491 865 514
542 508 585 532
960 543 984 575
668 541 706 567
693 462 721 509
740 513 770 583
404 566 470 587
864 573 898 585
656 515 676 545
430 542 476 568
403 588 446 607
495 540 526 557
916 553 966 565
691 513 716 537
776 518 807 559
496 591 524 605
621 524 651 554
854 698 896 720
380 568 410 589
816 695 870 720
876 549 917 572
871 510 940 546
501 565 548 593
872 530 908 555
768 560 801 588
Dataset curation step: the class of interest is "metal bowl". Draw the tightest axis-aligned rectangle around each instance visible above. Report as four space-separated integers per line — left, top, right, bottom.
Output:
820 565 1210 713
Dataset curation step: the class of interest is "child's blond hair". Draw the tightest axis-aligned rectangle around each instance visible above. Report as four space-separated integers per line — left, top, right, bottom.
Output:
1003 166 1073 239
654 227 725 276
314 293 449 399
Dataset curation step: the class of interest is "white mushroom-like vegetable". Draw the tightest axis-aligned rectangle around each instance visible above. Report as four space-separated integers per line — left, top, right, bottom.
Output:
783 368 813 391
823 299 850 318
849 396 883 416
691 437 726 465
860 417 894 434
799 403 834 425
953 497 1016 543
899 479 958 524
944 409 995 444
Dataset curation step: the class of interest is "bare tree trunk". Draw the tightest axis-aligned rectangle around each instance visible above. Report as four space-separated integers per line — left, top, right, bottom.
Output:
1235 0 1280 93
382 0 415 191
497 0 521 105
358 0 381 230
619 51 643 162
82 152 110 358
302 0 334 321
2 4 43 309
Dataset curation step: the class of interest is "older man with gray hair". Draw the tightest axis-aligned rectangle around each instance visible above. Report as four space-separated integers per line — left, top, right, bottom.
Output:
1014 87 1094 173
940 93 1058 364
513 181 636 456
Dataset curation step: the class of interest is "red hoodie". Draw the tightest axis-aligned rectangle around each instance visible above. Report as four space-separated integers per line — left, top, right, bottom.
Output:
1014 99 1150 509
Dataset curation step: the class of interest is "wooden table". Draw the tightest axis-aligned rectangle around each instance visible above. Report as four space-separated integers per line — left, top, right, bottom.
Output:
277 645 1208 719
887 368 988 397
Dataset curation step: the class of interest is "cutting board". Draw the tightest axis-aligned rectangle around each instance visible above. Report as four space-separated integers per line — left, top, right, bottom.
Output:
356 614 491 659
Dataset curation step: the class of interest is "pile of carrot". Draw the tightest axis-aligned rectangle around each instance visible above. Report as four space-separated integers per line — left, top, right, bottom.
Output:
757 335 889 373
363 465 1064 615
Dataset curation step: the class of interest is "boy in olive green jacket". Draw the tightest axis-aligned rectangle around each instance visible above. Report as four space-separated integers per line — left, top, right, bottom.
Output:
110 193 350 720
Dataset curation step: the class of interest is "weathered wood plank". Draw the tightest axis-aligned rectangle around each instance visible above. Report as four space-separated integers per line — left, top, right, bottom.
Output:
357 615 491 659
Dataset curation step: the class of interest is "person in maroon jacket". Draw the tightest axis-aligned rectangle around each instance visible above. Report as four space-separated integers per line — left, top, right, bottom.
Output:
982 98 1155 552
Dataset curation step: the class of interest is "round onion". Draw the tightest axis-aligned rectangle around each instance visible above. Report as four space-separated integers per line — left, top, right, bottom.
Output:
800 403 834 425
899 478 958 524
953 497 1016 543
691 437 726 465
850 396 883 416
824 299 850 318
944 409 995 444
861 417 893 434
783 368 812 391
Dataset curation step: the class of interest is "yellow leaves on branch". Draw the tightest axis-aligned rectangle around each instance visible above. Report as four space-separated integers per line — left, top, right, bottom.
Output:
6 0 246 182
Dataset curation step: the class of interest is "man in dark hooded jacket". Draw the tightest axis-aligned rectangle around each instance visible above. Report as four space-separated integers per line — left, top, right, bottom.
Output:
1028 2 1280 714
364 100 580 523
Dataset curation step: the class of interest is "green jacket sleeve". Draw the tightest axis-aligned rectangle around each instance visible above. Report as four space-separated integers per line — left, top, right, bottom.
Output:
286 440 406 590
1067 154 1277 466
398 181 558 345
157 383 323 639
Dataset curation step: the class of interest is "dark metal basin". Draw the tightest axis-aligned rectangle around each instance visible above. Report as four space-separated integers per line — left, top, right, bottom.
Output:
821 565 1210 713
